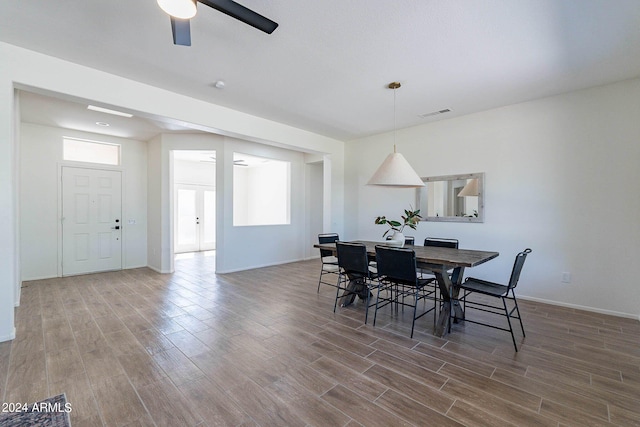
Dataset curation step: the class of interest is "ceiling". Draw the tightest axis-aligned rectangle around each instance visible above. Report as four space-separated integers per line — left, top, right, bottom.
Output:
3 0 640 142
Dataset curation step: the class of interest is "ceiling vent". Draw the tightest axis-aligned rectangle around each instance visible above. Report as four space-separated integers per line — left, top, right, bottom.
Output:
419 109 451 119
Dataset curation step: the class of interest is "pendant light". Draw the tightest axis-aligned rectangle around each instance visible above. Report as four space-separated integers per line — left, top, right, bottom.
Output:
457 178 479 197
367 82 425 188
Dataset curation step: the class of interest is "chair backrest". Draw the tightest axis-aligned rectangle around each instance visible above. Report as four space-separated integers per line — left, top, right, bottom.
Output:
508 248 532 290
318 233 339 258
336 241 370 277
424 237 459 249
374 245 417 285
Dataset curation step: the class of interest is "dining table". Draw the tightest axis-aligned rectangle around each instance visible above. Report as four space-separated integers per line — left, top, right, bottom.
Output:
314 240 499 337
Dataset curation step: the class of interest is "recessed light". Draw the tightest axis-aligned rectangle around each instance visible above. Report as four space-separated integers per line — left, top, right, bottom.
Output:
87 105 133 117
96 122 110 127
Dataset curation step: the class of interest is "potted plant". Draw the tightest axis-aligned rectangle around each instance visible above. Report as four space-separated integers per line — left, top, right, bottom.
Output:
374 207 422 247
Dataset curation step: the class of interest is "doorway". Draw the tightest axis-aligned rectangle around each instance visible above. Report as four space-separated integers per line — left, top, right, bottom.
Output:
172 150 217 256
61 166 123 275
174 184 216 253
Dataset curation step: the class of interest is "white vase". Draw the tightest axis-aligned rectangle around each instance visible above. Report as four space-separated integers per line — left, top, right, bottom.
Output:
389 231 405 247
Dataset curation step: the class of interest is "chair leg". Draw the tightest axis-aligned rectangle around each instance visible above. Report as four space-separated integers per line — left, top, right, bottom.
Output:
372 282 383 327
333 273 343 313
410 286 420 339
318 268 338 293
364 280 371 324
502 296 518 352
511 290 525 337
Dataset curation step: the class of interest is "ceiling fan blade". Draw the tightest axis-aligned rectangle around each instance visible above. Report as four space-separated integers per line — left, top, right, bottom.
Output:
198 0 278 34
170 17 192 45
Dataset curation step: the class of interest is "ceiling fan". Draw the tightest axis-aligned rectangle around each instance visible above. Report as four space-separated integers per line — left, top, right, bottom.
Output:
157 0 278 46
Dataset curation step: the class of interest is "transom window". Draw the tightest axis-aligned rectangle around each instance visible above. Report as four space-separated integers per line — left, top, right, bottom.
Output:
63 137 120 166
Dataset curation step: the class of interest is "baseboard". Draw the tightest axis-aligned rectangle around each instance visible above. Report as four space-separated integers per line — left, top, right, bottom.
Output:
124 264 148 269
14 285 21 307
0 328 16 343
21 274 58 282
146 265 173 274
217 257 306 274
518 295 639 321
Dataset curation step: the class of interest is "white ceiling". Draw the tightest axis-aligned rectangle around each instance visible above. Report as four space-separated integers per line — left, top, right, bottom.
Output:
3 0 640 142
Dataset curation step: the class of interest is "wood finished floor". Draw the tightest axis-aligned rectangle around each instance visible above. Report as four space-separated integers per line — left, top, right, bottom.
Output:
1 254 639 427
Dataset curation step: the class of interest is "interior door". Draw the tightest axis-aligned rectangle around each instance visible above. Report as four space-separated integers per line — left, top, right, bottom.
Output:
62 166 122 275
175 185 216 253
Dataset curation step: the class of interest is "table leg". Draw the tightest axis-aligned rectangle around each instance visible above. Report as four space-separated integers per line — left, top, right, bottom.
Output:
450 266 465 322
433 266 466 337
338 275 370 307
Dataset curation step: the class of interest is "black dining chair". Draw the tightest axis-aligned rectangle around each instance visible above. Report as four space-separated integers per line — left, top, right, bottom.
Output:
422 238 459 277
419 237 459 299
455 248 532 351
373 245 437 338
424 237 459 249
335 241 378 323
317 233 340 292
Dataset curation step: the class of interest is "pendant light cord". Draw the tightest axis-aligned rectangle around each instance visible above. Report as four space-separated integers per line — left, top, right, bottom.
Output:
393 85 397 152
388 82 400 153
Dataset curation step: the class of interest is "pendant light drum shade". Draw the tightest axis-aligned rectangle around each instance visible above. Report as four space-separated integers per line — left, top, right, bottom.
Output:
157 0 197 19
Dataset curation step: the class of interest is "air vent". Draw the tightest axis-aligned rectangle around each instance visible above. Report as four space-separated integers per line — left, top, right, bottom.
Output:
419 109 451 119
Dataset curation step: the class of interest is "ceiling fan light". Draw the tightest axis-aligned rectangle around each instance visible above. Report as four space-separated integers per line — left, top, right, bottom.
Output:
157 0 197 19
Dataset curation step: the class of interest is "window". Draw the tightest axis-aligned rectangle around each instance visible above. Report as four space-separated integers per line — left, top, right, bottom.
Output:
233 152 291 226
63 137 120 166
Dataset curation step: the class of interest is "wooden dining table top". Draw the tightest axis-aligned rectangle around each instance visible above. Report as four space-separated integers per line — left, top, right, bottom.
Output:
314 240 499 269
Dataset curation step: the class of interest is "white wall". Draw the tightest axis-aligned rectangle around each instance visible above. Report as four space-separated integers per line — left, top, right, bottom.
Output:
174 158 216 186
19 123 148 280
346 78 640 319
221 139 306 272
306 161 324 258
146 135 164 272
0 83 17 341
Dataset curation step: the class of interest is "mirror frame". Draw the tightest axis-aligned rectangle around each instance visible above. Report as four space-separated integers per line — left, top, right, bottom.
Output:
415 172 485 223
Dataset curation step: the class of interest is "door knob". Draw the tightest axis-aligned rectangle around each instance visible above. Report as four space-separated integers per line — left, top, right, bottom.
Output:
111 225 120 230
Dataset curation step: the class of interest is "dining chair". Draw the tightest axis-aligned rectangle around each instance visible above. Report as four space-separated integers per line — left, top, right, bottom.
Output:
335 241 377 323
373 245 437 338
370 236 416 275
455 248 532 351
424 237 459 248
419 237 460 300
317 233 340 292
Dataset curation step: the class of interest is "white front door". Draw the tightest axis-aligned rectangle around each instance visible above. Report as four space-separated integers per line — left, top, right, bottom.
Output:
62 167 122 276
175 185 216 253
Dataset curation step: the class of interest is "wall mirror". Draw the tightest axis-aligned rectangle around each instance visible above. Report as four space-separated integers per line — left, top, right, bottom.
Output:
415 172 484 222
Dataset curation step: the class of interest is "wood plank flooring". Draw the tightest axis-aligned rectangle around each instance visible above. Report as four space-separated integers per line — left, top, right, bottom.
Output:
1 253 639 426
